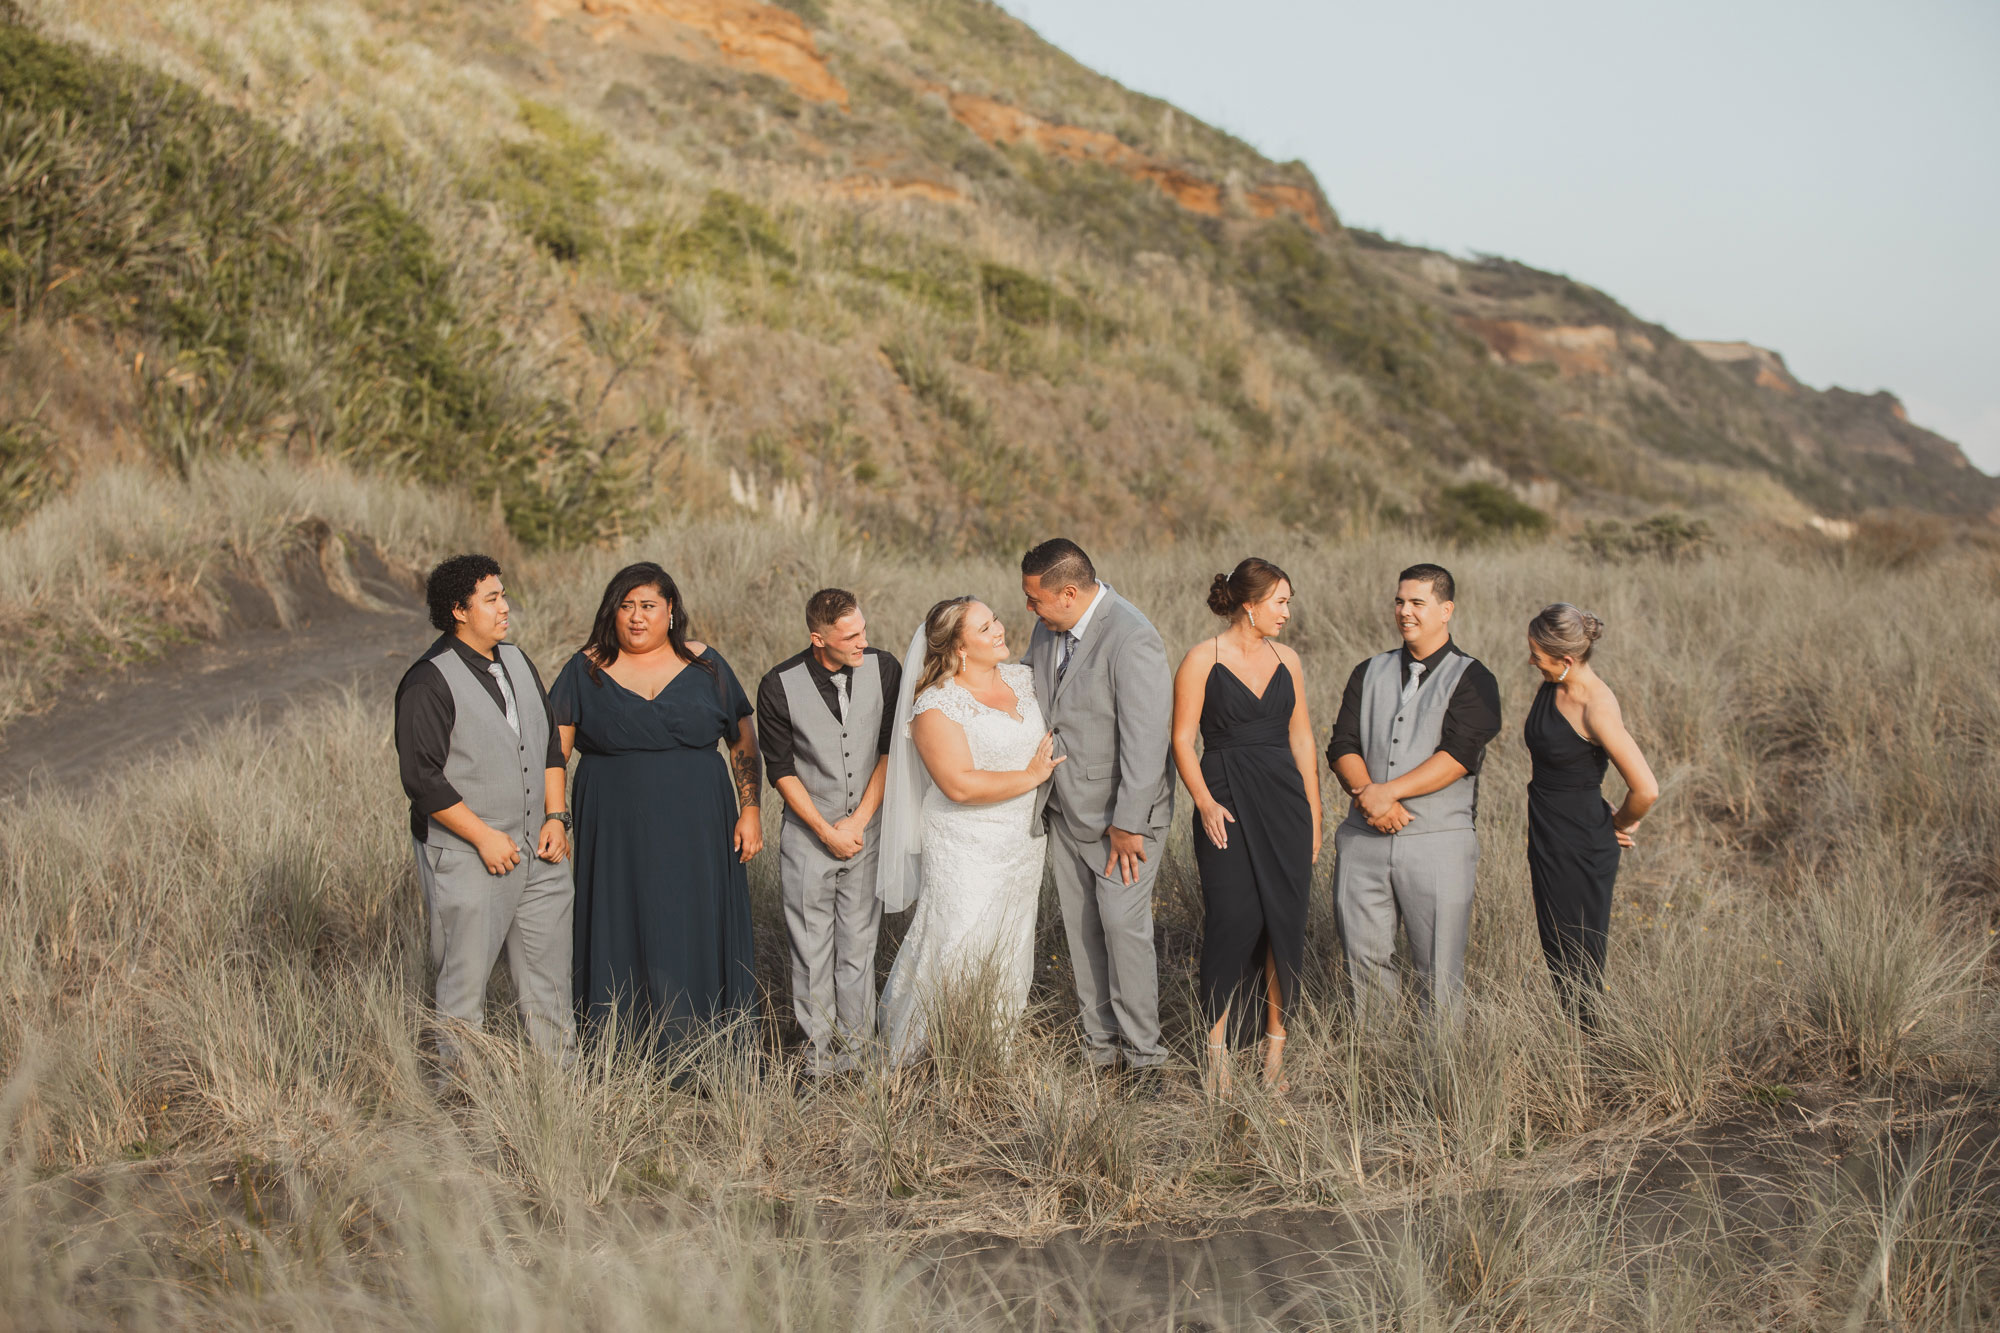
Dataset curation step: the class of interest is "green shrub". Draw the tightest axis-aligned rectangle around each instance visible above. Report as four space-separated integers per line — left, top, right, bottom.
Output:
1432 481 1550 542
0 18 633 544
1572 512 1714 562
473 100 609 262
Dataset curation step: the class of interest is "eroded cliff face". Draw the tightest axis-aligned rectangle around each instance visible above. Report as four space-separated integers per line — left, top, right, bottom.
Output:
34 0 1982 545
529 0 848 105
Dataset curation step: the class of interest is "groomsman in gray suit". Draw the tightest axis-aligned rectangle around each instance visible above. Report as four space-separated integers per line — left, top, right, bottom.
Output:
757 589 901 1076
1023 539 1176 1083
1326 563 1501 1021
394 554 576 1074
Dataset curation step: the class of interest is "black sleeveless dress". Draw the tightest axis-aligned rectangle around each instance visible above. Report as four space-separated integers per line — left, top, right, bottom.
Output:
1193 660 1313 1048
1524 682 1621 1010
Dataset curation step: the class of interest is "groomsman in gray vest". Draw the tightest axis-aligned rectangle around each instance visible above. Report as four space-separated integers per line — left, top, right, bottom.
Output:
394 554 576 1072
756 589 901 1076
1326 563 1501 1021
1023 539 1176 1084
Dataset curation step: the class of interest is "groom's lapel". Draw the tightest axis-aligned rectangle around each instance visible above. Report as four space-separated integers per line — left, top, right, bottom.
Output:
1054 589 1119 704
1032 624 1055 713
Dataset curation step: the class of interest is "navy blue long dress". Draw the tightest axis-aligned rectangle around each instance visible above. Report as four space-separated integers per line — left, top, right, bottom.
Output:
1193 659 1312 1048
552 648 757 1055
1524 681 1621 1017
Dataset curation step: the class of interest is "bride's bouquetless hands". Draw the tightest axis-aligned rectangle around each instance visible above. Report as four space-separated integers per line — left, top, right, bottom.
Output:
1026 732 1067 783
733 807 764 863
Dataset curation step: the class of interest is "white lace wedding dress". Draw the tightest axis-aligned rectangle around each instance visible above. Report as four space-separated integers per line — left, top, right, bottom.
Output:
878 662 1048 1064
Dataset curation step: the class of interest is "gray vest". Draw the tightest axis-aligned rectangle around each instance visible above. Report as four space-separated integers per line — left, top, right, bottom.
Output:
778 654 884 828
1340 647 1480 835
426 642 550 850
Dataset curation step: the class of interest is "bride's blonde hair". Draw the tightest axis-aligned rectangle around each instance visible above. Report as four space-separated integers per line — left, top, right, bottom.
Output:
912 596 977 698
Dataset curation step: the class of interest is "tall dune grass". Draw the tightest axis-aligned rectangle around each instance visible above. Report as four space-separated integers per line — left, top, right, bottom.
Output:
0 509 1996 1325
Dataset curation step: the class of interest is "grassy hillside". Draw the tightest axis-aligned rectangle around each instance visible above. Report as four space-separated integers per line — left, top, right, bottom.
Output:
5 0 1993 560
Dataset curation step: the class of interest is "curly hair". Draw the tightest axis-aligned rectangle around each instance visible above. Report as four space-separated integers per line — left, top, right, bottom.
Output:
425 554 503 632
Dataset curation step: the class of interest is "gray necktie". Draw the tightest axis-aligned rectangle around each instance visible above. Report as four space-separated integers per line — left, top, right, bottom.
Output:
1057 631 1077 681
487 659 521 735
832 670 850 723
1399 660 1427 705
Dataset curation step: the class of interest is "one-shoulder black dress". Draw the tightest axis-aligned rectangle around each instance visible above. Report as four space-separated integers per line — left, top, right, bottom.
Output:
1193 660 1312 1048
552 648 757 1056
1524 682 1621 1012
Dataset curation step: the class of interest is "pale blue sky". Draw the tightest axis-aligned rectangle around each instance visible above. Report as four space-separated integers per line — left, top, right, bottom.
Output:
995 0 2000 472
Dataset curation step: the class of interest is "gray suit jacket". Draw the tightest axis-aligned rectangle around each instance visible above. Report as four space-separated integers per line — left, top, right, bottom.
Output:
1028 585 1176 845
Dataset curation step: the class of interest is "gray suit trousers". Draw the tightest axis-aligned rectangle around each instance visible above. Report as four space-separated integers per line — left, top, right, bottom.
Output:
1332 824 1479 1022
779 819 884 1074
1048 822 1166 1068
413 836 576 1064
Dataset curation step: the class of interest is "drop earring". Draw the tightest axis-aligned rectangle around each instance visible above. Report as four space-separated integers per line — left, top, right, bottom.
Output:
1557 662 1570 683
1247 609 1257 630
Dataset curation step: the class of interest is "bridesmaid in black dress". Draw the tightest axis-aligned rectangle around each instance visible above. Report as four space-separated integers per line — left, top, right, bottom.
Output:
552 563 765 1058
1171 559 1321 1096
1523 604 1659 1022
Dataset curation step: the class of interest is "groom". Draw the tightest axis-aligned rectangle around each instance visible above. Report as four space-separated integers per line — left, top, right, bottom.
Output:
1023 539 1175 1081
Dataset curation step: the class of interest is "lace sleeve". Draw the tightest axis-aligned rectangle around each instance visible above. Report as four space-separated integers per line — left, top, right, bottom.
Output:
908 682 979 736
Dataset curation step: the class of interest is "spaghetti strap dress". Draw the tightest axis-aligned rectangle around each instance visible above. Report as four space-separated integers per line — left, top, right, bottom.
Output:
1524 681 1621 1013
552 647 757 1057
1193 659 1313 1047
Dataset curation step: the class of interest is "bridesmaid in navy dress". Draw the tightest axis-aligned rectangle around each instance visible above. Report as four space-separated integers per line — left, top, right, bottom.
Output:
552 563 765 1056
1171 559 1321 1096
1523 603 1658 1022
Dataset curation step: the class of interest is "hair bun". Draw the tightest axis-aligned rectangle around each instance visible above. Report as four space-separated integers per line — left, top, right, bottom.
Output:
1206 573 1237 617
1581 610 1605 642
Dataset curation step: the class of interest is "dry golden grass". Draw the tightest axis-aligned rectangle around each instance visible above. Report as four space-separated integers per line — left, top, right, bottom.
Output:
2 485 1997 1326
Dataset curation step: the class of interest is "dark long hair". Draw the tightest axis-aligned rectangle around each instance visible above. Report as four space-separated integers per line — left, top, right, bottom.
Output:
582 562 714 681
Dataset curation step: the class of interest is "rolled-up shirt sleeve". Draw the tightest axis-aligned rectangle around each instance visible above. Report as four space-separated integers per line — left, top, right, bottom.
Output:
395 661 460 817
756 667 799 784
1324 660 1369 770
1437 660 1502 775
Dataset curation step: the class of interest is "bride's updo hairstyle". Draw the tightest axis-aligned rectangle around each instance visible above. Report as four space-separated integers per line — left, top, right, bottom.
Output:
912 595 977 698
1207 557 1291 621
1528 602 1606 664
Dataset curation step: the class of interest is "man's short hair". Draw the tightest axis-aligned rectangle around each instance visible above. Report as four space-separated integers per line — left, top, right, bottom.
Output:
426 553 503 632
1398 563 1455 603
805 587 859 634
1021 538 1098 593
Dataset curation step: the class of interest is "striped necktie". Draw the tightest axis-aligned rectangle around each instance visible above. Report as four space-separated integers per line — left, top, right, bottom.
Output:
1057 631 1078 681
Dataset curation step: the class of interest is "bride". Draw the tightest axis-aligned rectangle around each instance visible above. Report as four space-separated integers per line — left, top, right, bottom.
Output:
875 596 1063 1064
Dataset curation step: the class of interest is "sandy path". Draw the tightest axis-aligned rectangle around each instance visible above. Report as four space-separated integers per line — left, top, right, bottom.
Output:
0 603 433 801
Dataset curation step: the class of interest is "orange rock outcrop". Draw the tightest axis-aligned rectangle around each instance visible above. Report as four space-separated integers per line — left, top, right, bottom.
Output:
939 88 1320 231
532 0 847 106
1460 319 1620 376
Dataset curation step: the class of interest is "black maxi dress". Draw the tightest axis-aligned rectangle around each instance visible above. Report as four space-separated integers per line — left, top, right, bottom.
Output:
1524 682 1622 1012
1193 660 1313 1048
552 648 758 1056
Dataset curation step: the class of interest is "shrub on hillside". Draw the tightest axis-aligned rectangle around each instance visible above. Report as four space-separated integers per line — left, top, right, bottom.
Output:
0 19 633 544
1430 481 1550 543
1572 513 1715 562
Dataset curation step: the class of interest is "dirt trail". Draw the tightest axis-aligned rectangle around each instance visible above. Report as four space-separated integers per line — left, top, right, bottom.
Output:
0 604 431 802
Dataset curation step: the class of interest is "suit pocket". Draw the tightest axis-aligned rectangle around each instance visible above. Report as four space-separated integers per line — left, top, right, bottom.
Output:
1082 761 1116 782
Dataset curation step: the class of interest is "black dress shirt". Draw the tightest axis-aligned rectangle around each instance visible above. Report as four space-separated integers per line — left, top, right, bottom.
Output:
755 646 903 784
1325 638 1503 778
394 633 564 843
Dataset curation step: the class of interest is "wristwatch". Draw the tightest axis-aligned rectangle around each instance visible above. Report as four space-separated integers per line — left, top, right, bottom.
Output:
545 811 572 830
